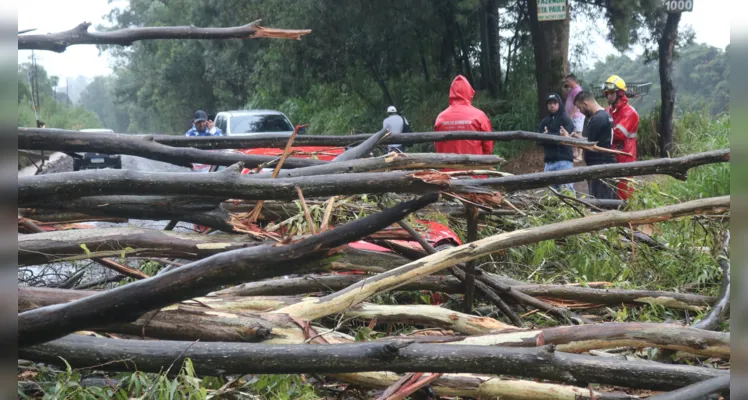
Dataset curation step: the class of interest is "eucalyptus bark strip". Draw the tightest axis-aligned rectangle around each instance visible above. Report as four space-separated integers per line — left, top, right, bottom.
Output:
273 196 729 321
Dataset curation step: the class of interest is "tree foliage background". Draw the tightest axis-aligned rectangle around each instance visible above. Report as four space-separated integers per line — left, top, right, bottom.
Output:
18 0 729 154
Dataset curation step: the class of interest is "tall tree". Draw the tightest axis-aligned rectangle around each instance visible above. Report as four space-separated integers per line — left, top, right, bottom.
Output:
527 0 570 119
479 0 503 97
654 12 682 158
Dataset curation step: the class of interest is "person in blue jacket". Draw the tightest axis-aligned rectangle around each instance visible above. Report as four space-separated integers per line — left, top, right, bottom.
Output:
185 110 222 136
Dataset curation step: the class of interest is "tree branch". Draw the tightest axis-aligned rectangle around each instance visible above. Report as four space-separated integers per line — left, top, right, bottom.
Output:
17 193 439 348
272 196 729 321
18 21 311 53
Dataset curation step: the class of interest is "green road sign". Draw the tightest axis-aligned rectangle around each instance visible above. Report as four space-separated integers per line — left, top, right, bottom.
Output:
537 0 567 21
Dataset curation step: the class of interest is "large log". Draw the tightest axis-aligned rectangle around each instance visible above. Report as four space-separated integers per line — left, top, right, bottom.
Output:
273 196 730 321
18 227 260 266
21 335 727 390
212 274 715 310
149 130 606 150
332 128 389 162
17 150 729 206
17 193 439 347
18 128 323 169
255 152 506 179
18 21 311 52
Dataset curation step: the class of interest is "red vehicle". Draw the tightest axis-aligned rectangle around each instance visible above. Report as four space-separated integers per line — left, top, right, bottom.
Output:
193 110 463 254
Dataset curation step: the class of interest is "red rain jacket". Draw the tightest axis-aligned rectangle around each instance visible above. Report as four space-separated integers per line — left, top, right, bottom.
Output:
434 75 494 155
607 92 639 200
608 93 639 164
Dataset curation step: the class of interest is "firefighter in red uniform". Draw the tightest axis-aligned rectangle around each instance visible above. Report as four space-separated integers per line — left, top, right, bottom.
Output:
434 75 494 156
603 75 639 201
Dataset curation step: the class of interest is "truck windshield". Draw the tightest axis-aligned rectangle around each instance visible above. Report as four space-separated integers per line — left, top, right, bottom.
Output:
230 115 293 133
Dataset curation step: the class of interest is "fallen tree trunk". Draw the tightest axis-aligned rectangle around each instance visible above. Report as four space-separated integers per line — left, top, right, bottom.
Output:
18 128 323 169
644 375 730 400
17 211 128 225
273 196 729 321
18 227 260 266
17 193 439 347
212 274 714 309
149 130 607 150
18 21 312 52
18 150 729 206
21 335 727 390
256 152 506 179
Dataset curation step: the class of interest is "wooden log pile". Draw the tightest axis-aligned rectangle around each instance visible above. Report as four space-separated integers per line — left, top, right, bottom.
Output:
16 22 731 400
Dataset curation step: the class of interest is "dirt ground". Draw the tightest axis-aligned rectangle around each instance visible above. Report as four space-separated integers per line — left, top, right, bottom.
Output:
500 146 589 194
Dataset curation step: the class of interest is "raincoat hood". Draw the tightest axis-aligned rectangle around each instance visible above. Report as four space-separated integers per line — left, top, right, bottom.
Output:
546 92 567 117
448 75 475 106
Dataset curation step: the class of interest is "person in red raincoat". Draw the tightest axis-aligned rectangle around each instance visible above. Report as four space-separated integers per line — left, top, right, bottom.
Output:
603 75 639 201
434 75 494 156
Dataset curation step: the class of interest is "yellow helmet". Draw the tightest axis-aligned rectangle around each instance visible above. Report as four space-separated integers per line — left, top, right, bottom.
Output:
602 75 626 92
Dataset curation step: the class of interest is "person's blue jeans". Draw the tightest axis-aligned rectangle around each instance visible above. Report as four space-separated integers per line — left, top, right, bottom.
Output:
544 160 575 195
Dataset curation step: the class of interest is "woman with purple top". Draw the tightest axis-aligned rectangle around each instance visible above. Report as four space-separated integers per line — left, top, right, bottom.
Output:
563 74 585 162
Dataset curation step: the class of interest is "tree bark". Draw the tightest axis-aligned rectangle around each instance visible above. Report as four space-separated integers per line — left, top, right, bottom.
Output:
18 227 260 266
17 194 439 347
21 335 727 390
17 150 730 207
18 128 323 169
272 196 729 321
480 0 502 97
658 12 682 158
528 0 570 119
18 21 311 53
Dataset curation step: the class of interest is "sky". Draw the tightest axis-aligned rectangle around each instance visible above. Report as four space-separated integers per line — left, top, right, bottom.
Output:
16 0 731 83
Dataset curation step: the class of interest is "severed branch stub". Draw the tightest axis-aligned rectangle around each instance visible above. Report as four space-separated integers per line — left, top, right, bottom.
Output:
18 20 312 53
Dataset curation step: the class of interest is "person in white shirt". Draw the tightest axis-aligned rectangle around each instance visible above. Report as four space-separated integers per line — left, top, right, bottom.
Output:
382 105 410 153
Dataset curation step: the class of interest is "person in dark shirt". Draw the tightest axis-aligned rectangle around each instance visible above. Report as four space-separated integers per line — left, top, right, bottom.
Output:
537 93 575 194
573 90 618 200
